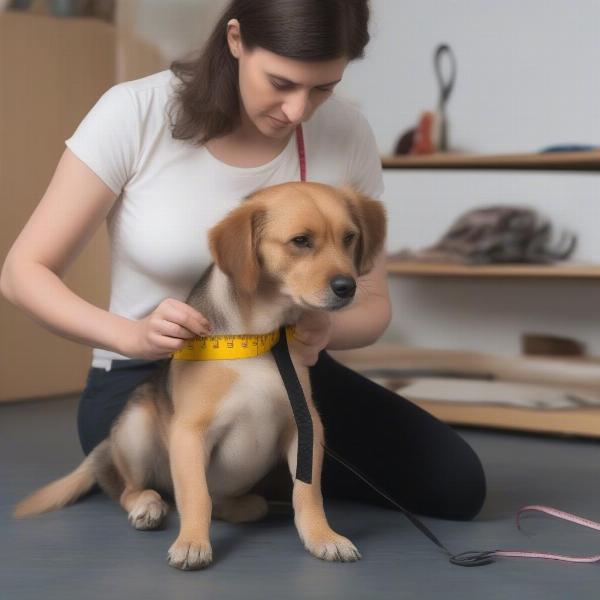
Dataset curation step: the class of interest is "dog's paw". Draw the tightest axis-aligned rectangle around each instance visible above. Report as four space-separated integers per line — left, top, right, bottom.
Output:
303 530 361 562
128 494 169 531
167 537 213 571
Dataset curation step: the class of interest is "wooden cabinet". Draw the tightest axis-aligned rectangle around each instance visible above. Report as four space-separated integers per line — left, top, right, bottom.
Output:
0 12 164 401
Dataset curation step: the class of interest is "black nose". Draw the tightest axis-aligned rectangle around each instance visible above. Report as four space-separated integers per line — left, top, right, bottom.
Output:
330 275 356 299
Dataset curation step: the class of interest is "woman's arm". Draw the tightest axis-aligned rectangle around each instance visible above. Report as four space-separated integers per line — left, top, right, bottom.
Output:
0 149 133 353
0 149 209 359
326 248 391 350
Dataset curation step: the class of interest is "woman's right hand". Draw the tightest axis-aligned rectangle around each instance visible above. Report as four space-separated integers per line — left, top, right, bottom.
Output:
123 298 212 360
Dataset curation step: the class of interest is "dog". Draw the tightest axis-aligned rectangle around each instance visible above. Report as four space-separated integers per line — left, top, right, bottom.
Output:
13 181 387 570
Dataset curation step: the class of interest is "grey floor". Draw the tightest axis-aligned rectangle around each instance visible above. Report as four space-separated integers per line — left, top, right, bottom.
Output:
2 396 600 600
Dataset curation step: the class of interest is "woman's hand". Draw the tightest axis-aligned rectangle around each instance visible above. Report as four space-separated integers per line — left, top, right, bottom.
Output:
121 298 212 360
290 310 333 367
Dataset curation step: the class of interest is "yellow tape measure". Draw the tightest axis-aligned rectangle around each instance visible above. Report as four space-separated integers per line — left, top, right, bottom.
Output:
171 326 296 361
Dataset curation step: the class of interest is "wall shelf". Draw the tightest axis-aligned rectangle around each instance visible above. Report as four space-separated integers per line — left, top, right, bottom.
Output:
381 150 600 171
386 260 600 279
383 151 600 279
377 147 600 435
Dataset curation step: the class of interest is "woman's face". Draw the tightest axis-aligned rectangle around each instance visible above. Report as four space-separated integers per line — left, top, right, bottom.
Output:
227 21 349 139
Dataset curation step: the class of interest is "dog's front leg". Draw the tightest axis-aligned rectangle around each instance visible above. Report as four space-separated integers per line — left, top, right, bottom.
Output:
285 397 361 562
167 420 213 570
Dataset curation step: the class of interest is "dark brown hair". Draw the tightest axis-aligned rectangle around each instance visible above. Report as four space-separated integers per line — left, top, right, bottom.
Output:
169 0 370 146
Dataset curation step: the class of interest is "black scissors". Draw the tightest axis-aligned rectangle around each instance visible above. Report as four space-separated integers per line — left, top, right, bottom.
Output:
434 44 457 152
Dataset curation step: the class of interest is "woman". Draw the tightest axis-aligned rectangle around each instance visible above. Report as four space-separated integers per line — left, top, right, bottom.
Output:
0 0 485 520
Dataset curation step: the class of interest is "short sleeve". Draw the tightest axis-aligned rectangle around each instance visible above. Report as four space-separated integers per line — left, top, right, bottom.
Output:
65 83 140 196
347 112 385 200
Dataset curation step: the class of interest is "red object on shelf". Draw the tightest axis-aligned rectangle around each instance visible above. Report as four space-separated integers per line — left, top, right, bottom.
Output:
410 111 437 155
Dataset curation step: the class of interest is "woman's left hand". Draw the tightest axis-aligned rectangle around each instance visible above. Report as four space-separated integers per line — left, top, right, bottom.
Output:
290 310 333 367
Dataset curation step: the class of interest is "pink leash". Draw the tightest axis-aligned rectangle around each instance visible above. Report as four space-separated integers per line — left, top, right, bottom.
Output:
294 125 598 567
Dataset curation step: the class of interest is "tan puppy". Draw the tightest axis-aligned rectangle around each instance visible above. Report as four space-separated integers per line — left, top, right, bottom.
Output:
13 181 387 570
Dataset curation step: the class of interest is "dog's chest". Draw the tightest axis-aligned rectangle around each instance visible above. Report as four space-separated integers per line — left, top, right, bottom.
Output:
212 355 291 422
204 356 296 494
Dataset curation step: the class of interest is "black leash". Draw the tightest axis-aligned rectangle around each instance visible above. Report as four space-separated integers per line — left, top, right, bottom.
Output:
270 325 314 484
271 325 494 567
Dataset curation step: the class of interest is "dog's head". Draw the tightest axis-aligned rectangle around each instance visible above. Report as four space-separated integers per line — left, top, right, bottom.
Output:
208 182 386 311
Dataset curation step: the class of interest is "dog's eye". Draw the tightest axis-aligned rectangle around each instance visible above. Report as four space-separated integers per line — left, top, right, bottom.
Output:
291 235 312 248
343 232 357 246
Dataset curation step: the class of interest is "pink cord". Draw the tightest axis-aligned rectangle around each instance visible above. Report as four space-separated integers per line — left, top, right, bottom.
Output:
296 125 307 182
493 505 600 563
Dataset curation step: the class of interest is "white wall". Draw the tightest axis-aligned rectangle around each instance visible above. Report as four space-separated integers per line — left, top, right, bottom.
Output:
129 0 600 356
340 0 600 155
337 0 600 355
117 0 225 62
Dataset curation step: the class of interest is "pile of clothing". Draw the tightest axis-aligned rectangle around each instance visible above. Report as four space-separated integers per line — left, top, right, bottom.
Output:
392 205 577 264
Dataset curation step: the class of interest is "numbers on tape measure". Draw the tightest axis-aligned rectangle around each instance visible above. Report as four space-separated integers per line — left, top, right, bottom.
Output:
172 328 292 361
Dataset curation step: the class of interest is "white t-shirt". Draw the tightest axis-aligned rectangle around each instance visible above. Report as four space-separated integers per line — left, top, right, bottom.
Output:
65 70 384 369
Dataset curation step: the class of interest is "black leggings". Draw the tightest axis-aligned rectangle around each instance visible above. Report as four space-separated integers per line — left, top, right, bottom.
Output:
77 351 486 520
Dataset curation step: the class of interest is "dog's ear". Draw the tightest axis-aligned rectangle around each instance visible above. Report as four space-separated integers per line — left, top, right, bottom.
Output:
208 202 267 295
341 186 387 275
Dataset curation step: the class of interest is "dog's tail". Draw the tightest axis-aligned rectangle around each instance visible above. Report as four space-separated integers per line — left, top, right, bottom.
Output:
13 441 106 519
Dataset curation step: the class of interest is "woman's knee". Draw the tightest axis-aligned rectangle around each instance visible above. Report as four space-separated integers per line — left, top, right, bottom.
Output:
433 440 487 521
391 425 487 521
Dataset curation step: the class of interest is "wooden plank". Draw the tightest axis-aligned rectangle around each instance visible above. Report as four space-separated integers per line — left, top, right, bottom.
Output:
412 400 600 438
330 344 600 437
386 260 600 278
381 150 600 171
328 344 600 393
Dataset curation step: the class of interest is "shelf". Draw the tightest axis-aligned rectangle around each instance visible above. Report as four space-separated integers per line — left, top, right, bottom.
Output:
328 343 600 438
410 400 600 439
375 150 600 438
381 150 600 171
386 260 600 279
328 344 600 388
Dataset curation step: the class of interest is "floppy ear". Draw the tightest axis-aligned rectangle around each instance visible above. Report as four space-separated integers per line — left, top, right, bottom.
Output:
341 186 387 275
208 203 267 295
